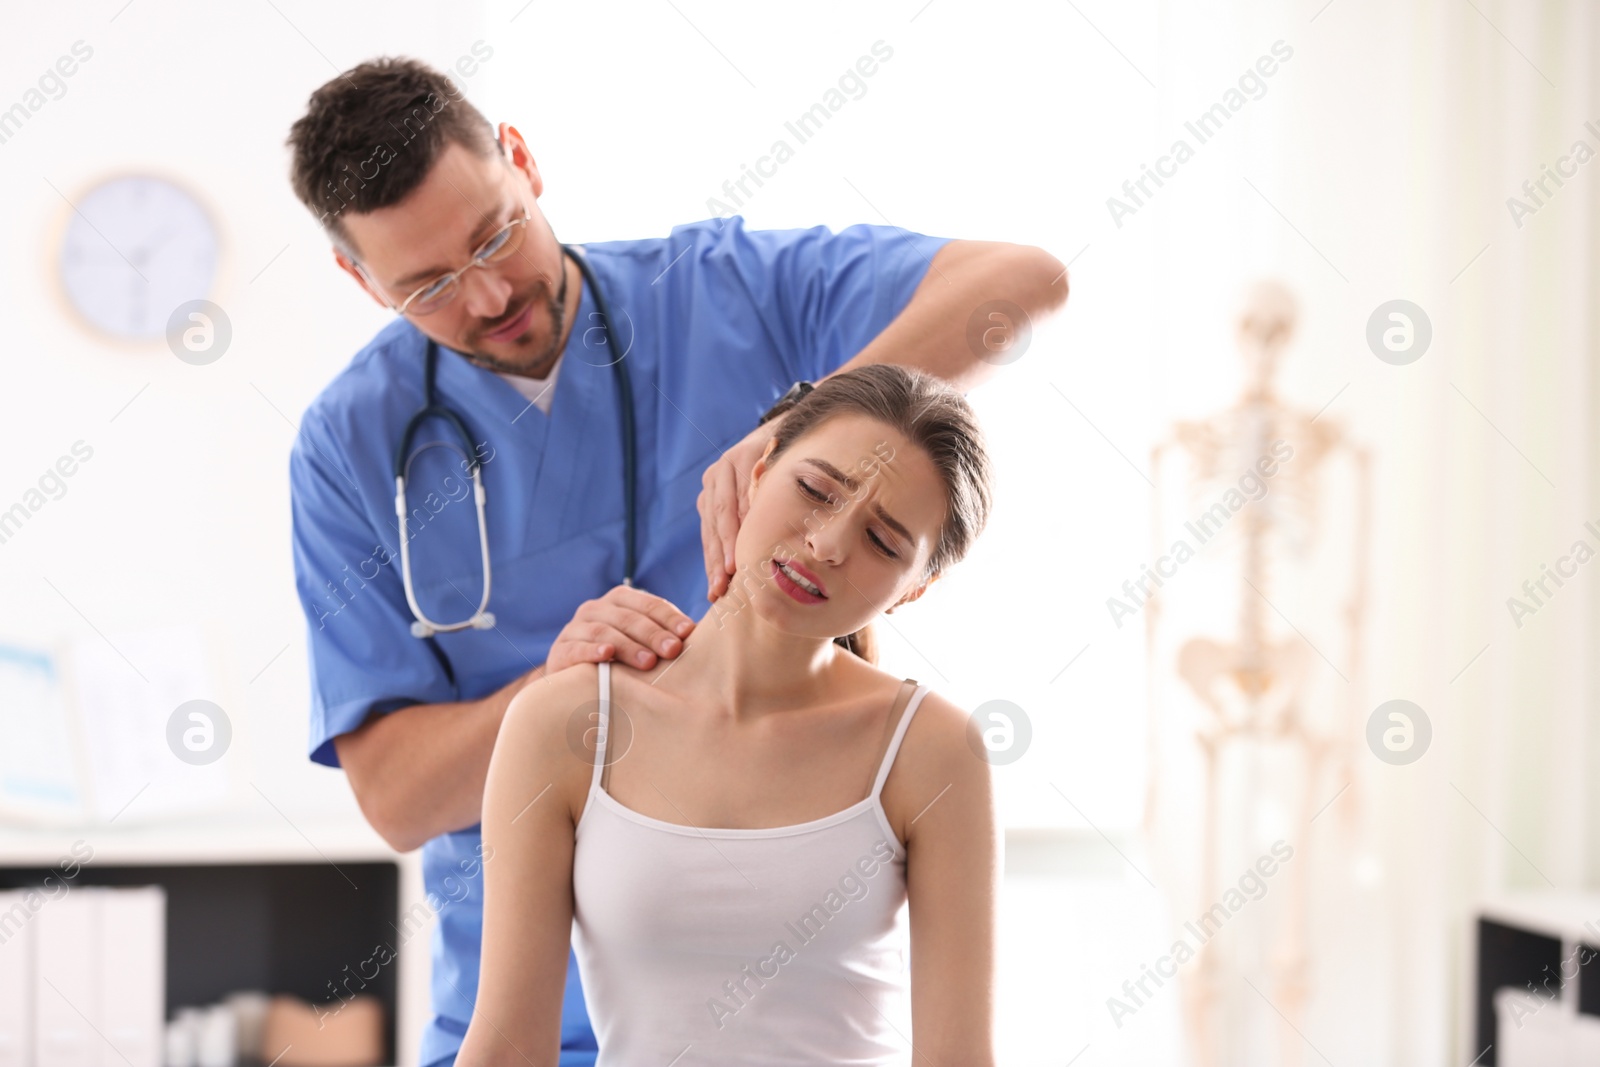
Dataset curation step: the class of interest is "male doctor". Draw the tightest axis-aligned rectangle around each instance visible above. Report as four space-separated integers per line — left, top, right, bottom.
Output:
285 56 1065 1067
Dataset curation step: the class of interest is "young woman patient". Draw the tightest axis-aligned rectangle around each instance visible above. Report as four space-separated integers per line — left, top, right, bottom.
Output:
458 364 1000 1067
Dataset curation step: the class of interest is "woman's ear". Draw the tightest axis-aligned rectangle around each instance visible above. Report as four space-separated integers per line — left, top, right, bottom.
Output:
745 436 780 510
887 570 941 614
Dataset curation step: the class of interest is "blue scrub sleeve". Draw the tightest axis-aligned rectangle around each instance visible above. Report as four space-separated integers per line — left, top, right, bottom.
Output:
289 410 457 767
702 215 951 386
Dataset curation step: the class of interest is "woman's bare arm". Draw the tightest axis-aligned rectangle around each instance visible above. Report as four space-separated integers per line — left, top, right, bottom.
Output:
456 665 597 1067
897 691 1002 1065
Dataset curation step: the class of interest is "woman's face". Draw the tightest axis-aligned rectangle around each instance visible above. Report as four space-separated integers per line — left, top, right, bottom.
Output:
731 412 948 641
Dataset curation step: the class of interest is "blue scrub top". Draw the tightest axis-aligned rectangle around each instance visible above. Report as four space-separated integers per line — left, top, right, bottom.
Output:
289 214 950 1066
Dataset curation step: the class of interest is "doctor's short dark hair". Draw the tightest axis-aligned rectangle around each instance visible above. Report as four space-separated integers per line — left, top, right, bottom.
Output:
763 364 994 664
285 55 499 256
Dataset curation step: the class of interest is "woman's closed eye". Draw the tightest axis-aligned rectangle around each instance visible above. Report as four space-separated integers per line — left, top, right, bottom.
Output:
796 477 834 507
796 477 898 558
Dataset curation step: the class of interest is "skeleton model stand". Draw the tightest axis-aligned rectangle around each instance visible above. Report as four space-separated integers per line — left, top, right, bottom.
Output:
1144 280 1369 1067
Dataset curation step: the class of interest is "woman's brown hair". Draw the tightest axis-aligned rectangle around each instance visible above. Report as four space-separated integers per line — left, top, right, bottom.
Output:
760 364 994 664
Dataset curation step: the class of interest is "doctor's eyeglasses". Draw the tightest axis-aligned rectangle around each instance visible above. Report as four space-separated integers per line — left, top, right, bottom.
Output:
366 208 534 316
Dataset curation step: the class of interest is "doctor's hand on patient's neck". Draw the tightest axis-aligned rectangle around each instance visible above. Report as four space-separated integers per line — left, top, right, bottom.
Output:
544 584 695 674
699 421 776 602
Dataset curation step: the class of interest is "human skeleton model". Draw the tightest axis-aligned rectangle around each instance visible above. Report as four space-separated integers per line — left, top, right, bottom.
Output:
1144 280 1369 1067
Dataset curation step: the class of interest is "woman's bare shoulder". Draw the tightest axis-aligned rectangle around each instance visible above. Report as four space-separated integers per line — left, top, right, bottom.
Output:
492 662 604 821
829 657 977 752
837 655 975 748
901 686 986 766
502 662 601 746
881 684 995 844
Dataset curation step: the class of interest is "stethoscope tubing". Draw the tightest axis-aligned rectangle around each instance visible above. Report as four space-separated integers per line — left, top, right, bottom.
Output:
393 244 636 638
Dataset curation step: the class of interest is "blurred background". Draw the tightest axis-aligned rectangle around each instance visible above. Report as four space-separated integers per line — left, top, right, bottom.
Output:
1 1 1596 1065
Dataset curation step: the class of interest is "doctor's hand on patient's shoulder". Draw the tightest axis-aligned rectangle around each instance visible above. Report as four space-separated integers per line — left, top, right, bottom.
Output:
699 424 774 602
544 585 695 675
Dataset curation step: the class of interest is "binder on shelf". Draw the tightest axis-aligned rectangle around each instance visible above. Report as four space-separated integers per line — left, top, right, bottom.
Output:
32 887 167 1067
0 890 33 1067
98 888 164 1067
35 891 96 1067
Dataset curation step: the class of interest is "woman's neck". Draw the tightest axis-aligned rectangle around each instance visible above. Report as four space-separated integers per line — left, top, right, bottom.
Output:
649 584 844 720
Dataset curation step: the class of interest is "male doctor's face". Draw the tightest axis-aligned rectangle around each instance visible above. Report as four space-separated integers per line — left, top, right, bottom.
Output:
335 126 571 378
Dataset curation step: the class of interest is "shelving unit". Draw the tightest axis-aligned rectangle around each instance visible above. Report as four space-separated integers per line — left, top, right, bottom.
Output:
0 814 428 1067
1474 892 1600 1067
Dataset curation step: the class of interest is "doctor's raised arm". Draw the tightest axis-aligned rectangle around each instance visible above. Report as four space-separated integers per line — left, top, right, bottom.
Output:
696 235 1070 601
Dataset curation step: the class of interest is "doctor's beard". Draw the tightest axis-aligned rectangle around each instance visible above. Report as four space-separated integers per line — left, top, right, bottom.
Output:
459 277 567 379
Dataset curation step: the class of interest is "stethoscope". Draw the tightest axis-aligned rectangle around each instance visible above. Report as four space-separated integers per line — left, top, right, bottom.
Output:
393 244 637 638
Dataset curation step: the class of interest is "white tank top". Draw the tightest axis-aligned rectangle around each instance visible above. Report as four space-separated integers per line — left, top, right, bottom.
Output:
572 661 930 1066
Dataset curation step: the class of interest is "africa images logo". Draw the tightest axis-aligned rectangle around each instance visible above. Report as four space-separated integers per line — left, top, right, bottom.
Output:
1105 40 1294 228
1105 841 1294 1027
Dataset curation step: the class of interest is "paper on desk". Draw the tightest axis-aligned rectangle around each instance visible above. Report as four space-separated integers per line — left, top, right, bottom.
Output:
67 624 229 823
0 644 85 824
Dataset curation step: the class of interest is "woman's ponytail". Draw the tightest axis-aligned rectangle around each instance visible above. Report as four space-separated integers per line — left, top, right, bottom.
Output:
835 624 878 664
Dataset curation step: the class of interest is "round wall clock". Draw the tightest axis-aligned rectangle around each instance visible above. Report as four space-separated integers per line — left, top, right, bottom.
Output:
57 174 221 341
